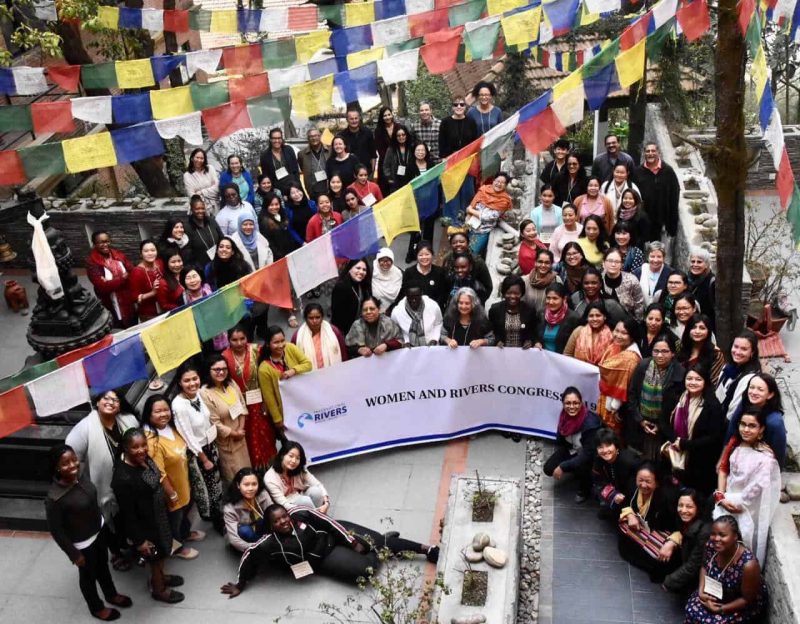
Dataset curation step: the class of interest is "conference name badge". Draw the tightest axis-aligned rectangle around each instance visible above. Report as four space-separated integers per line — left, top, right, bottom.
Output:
207 246 217 260
429 280 435 286
276 167 289 180
229 401 245 419
314 170 327 182
397 165 406 176
290 561 314 579
704 576 723 600
245 389 262 405
363 193 376 206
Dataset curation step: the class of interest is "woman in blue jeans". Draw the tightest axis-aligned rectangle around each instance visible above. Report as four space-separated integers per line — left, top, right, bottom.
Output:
465 173 513 257
223 467 274 553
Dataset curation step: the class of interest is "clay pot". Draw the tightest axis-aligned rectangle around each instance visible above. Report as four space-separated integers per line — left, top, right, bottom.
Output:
4 280 29 312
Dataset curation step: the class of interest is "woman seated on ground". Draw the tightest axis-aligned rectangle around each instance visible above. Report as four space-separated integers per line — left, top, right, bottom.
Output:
625 334 685 460
489 275 538 349
574 176 615 234
522 248 562 316
577 215 609 269
156 247 184 312
634 241 672 307
223 468 273 553
679 314 725 385
205 237 251 291
291 303 348 370
441 230 493 296
568 268 628 330
639 303 667 358
46 445 132 622
714 410 781 565
263 441 329 511
601 248 645 320
591 428 641 517
112 428 185 604
612 221 644 274
544 387 603 503
391 286 444 347
441 287 495 349
534 283 580 354
158 217 191 262
398 242 452 312
529 184 563 245
447 253 489 308
465 172 513 256
371 248 403 312
660 490 712 594
563 301 613 365
557 241 590 295
668 293 699 342
221 504 439 597
257 327 312 439
330 258 372 335
141 395 200 561
549 204 583 265
517 219 548 275
684 515 767 623
597 319 642 435
617 463 679 578
346 297 404 359
661 364 724 495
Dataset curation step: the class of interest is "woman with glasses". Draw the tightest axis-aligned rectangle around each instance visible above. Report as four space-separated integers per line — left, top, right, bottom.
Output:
601 248 645 320
467 81 503 134
439 98 479 224
259 128 300 196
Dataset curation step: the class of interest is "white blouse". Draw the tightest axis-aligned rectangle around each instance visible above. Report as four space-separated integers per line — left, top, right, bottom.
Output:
172 394 213 457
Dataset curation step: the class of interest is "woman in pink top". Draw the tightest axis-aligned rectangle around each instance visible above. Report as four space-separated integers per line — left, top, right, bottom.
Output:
574 177 615 234
549 204 583 264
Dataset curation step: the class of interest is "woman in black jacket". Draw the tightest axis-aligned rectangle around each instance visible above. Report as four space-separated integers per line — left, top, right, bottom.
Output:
488 275 538 348
661 489 712 592
186 195 223 268
396 241 452 312
441 287 495 348
259 127 301 195
46 444 131 621
591 428 641 516
535 283 580 354
330 258 372 335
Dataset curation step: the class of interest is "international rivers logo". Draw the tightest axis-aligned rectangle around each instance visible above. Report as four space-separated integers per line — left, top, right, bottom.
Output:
296 403 348 428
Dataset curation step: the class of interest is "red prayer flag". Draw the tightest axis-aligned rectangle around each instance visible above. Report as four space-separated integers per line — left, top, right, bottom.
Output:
47 65 81 92
420 29 463 74
0 151 26 186
516 107 566 157
620 13 651 50
447 137 483 178
677 0 710 41
31 101 75 134
288 5 319 31
229 73 270 102
164 9 190 32
777 148 795 209
55 334 114 367
240 258 293 309
222 44 263 76
0 386 34 439
410 8 450 38
738 0 755 36
202 101 253 140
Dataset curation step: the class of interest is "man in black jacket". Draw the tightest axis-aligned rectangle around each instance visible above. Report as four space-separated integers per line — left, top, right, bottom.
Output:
337 109 377 175
635 142 680 243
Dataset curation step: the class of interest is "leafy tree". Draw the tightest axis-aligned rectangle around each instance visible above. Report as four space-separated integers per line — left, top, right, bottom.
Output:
403 61 452 122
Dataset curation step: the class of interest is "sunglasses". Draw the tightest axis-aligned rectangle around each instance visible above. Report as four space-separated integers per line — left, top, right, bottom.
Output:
452 102 466 107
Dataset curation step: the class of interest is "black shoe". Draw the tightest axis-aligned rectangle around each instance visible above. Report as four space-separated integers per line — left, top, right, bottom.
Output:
91 608 120 621
164 574 184 587
426 546 440 563
151 590 184 604
107 595 132 608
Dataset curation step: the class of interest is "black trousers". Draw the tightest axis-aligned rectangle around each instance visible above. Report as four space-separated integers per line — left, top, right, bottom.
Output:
543 446 592 496
78 531 118 613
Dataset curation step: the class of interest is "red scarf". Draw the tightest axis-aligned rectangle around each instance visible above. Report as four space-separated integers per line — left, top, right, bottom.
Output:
544 301 568 326
88 248 127 280
558 405 588 437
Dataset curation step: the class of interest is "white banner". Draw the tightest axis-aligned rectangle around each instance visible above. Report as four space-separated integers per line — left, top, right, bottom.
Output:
283 347 600 464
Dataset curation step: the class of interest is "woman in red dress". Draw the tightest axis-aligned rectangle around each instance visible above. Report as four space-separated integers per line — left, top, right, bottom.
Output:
222 325 277 473
128 240 163 322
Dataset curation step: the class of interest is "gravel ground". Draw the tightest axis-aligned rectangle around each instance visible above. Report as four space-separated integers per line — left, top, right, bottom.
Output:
517 438 543 623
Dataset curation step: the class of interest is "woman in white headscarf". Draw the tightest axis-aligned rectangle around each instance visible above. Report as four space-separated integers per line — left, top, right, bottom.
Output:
371 247 404 312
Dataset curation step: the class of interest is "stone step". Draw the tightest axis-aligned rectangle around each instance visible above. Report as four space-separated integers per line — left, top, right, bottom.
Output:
0 494 48 531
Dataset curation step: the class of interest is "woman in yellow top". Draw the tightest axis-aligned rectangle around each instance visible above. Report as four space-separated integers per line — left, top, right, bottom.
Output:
576 215 609 269
141 394 202 560
200 356 251 483
257 325 312 438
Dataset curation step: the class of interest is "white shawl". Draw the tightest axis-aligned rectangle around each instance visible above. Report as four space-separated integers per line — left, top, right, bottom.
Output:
295 321 343 370
372 260 403 311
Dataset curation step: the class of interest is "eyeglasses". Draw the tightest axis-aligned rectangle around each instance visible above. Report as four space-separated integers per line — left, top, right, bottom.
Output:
210 367 228 373
652 349 671 355
452 102 466 107
605 259 621 265
101 396 120 403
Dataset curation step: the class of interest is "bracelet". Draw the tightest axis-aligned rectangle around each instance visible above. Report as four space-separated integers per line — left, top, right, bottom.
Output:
169 492 179 501
713 490 725 503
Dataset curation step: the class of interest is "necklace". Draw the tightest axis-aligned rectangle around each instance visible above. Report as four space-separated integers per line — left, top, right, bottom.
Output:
713 544 741 576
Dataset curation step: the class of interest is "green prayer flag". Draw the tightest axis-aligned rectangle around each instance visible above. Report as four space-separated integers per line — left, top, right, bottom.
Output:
582 39 619 78
81 63 118 89
19 143 67 179
189 8 212 31
449 0 486 27
247 95 290 127
318 4 343 28
387 38 423 56
190 81 230 110
480 130 514 179
192 284 247 341
410 161 446 190
646 19 674 62
0 105 32 132
745 15 761 59
465 22 501 61
786 184 800 245
261 39 297 70
0 360 58 394
568 51 577 72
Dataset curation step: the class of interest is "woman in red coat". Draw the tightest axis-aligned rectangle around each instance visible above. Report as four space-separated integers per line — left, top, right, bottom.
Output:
128 239 164 322
85 231 135 328
305 193 343 242
156 247 185 312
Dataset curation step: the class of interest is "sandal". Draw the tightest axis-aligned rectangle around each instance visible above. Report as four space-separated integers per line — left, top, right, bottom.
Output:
173 547 199 560
111 556 132 572
185 530 206 542
91 608 120 621
107 595 132 608
151 590 184 604
288 314 299 328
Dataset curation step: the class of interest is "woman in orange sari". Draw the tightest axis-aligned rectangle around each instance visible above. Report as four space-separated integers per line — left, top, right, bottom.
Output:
222 325 277 473
563 301 614 365
598 318 642 436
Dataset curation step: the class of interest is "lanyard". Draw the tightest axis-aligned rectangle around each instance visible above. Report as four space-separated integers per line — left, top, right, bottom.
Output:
311 149 326 171
196 223 217 251
275 527 305 566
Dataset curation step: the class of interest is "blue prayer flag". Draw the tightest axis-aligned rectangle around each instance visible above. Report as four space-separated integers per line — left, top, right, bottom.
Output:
151 54 186 82
0 69 15 95
334 62 378 104
119 7 142 29
112 93 153 124
111 122 165 165
331 25 372 56
583 63 619 111
542 0 580 36
759 82 774 130
83 335 148 394
309 57 340 80
518 92 551 123
331 210 381 259
237 9 261 32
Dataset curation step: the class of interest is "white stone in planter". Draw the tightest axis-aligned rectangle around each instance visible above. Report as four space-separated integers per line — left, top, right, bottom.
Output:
472 533 491 551
465 549 484 563
483 547 508 568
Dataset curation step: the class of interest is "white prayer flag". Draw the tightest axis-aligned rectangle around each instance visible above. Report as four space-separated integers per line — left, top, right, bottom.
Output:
763 107 785 171
465 15 500 33
11 67 48 96
186 49 223 77
405 0 434 14
482 110 520 147
260 7 289 32
32 0 57 21
539 15 554 44
774 0 798 21
287 235 338 296
27 362 90 417
377 48 419 85
71 96 113 124
651 0 678 28
268 65 310 92
155 112 203 145
371 16 410 46
141 8 164 32
584 0 621 13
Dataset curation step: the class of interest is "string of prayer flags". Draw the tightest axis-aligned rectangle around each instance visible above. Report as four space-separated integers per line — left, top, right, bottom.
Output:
287 236 339 296
62 133 117 174
0 360 57 394
141 308 201 376
240 259 294 308
290 75 334 118
155 111 204 145
82 335 148 393
150 85 194 119
191 283 247 341
202 101 253 141
373 185 421 244
71 96 113 125
27 361 90 417
111 122 165 165
0 387 34 439
31 101 75 134
331 210 382 259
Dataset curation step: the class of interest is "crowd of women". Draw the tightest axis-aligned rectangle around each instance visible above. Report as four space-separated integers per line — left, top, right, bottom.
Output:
56 88 785 622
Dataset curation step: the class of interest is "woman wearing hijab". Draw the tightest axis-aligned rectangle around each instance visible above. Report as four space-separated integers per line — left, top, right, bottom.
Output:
371 248 403 312
291 303 348 370
231 213 273 272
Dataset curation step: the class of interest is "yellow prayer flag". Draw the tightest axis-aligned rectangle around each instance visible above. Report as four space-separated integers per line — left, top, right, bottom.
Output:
344 1 375 27
210 9 238 33
552 83 586 128
63 133 117 174
290 75 333 118
752 46 768 102
615 38 646 88
552 70 583 101
487 0 528 16
150 85 194 120
321 127 335 146
141 309 201 376
295 30 331 64
373 185 420 245
96 6 119 29
347 47 385 69
441 154 477 202
115 59 155 89
501 7 541 47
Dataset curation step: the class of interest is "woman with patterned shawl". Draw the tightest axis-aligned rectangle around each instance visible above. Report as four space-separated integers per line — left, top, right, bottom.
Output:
598 318 642 437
